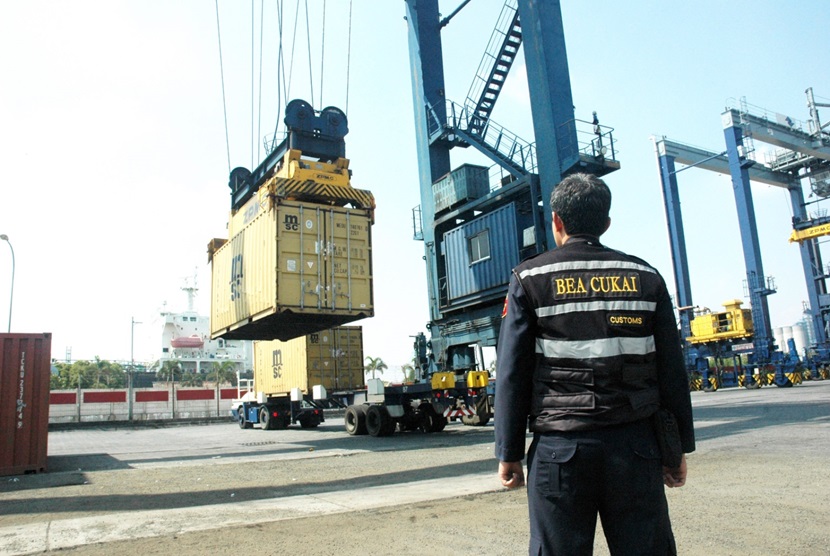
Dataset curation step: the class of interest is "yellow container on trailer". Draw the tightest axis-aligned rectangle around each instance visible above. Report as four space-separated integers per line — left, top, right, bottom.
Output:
209 198 373 341
253 326 365 395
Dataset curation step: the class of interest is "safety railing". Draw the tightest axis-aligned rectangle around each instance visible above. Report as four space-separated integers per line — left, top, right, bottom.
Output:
427 100 537 176
557 116 618 169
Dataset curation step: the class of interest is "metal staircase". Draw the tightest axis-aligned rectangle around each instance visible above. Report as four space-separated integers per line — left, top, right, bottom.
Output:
427 100 536 177
421 0 618 181
465 0 522 137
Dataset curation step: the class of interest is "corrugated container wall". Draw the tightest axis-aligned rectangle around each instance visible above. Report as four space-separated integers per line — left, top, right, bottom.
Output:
1 333 51 476
443 203 520 303
211 199 373 341
253 327 364 395
433 164 490 214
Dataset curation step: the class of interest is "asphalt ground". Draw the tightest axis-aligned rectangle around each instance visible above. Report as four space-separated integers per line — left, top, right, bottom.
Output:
1 381 830 555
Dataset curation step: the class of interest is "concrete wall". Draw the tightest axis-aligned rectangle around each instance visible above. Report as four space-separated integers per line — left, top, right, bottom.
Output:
49 387 240 424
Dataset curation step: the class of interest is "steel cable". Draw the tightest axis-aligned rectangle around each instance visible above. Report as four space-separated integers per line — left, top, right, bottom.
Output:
214 0 231 173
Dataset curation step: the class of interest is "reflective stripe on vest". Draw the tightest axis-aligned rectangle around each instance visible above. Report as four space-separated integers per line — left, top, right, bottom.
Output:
535 299 657 318
517 259 658 279
535 336 656 359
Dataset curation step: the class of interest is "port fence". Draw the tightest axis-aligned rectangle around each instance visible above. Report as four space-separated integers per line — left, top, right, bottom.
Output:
48 386 240 424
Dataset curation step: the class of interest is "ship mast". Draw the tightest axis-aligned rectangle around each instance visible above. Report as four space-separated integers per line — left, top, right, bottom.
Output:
182 273 198 313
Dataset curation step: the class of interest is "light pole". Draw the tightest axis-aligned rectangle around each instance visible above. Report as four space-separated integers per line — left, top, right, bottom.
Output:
0 234 14 333
129 316 142 420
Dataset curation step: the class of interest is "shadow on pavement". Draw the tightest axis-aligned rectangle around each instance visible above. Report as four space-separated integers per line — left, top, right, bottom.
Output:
0 457 496 517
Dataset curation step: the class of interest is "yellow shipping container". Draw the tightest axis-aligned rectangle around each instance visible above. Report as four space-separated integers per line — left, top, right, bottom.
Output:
210 199 373 341
253 327 364 395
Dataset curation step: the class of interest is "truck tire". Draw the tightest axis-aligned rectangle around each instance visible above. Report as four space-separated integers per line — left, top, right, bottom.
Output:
259 407 273 431
366 405 394 437
461 414 490 427
462 394 492 426
429 413 447 433
418 404 446 433
238 409 252 429
345 404 368 435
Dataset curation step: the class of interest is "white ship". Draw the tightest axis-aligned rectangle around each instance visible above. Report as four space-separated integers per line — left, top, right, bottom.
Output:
157 279 253 374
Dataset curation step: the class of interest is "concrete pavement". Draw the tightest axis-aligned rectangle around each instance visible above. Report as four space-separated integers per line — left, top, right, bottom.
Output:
1 472 502 556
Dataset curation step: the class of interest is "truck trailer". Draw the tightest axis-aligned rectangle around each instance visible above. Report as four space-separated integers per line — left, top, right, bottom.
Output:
232 326 365 430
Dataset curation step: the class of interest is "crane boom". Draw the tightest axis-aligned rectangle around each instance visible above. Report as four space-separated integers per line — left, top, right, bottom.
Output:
789 222 830 243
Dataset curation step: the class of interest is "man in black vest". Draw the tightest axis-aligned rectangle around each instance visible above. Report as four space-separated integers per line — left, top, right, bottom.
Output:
495 173 695 555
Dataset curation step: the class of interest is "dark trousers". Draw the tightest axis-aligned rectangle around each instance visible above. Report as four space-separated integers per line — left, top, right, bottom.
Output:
527 419 677 555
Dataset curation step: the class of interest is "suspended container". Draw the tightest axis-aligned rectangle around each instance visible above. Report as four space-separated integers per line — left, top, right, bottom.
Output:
209 199 373 341
1 333 52 476
253 326 364 394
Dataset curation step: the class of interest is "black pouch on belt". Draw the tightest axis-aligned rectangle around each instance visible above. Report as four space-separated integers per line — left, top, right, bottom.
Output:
651 408 683 468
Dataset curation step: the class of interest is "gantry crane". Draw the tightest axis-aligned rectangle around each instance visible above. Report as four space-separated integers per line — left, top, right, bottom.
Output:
655 89 830 388
404 0 619 401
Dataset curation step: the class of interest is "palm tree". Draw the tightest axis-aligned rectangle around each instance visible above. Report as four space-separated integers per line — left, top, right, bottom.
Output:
364 356 388 380
402 354 423 383
206 361 238 386
180 371 203 387
157 361 182 386
401 363 416 383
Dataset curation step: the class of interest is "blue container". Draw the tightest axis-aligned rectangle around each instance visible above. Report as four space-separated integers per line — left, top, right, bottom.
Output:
443 203 520 303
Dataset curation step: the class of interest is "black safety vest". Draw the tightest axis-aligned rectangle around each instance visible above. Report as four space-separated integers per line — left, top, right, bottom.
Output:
514 236 663 432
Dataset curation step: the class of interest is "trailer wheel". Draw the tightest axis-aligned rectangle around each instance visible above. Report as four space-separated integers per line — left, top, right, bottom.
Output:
418 404 446 433
345 405 368 435
429 413 447 433
461 414 490 427
774 375 794 388
259 407 273 431
398 414 420 432
238 409 252 429
462 395 491 426
366 405 394 437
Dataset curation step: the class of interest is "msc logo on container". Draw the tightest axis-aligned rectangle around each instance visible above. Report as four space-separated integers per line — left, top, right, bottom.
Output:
229 254 243 301
284 214 299 231
243 202 260 225
272 349 283 379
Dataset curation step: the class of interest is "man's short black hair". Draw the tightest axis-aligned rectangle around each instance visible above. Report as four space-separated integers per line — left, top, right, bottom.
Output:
549 173 612 237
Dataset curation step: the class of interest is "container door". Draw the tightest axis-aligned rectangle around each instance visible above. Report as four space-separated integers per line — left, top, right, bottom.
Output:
280 204 372 314
275 203 326 311
327 209 372 313
334 326 364 390
307 329 337 391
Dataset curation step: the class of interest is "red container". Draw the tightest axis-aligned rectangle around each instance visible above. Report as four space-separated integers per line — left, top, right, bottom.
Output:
0 333 52 476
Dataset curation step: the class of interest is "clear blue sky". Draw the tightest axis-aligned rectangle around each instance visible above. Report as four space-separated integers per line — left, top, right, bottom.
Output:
1 1 829 372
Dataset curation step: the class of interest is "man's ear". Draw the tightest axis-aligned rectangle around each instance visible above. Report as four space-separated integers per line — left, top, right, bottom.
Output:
602 217 611 234
552 212 566 233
